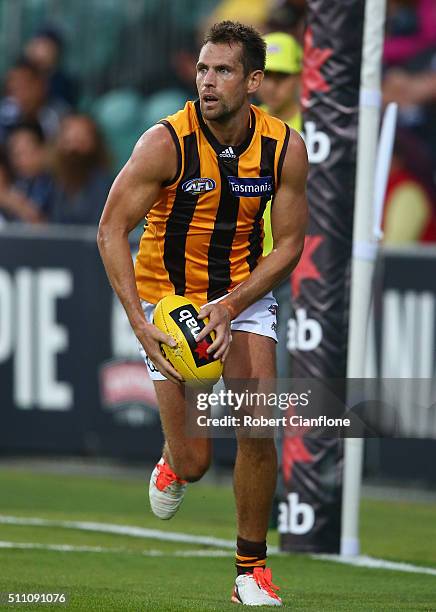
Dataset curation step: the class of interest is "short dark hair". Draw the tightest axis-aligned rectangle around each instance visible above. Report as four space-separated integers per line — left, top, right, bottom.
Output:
34 26 64 53
203 21 266 76
9 121 46 144
10 57 44 80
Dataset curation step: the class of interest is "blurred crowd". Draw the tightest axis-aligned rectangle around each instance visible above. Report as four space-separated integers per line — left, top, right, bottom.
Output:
0 0 435 243
382 0 436 243
0 28 112 225
0 0 305 228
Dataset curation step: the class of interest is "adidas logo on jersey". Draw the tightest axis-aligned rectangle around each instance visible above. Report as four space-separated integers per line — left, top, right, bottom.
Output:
219 146 237 159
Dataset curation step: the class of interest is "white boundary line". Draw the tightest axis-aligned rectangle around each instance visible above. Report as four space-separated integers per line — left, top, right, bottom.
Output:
1 515 435 576
313 554 436 577
2 539 436 576
0 515 247 551
0 540 232 557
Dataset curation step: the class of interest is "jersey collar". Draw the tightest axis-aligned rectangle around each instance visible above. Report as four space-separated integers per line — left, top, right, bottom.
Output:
194 99 256 158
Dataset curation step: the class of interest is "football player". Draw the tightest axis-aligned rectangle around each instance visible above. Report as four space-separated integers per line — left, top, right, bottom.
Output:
98 20 307 606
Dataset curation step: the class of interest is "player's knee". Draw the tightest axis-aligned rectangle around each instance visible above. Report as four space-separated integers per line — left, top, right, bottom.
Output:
176 454 210 482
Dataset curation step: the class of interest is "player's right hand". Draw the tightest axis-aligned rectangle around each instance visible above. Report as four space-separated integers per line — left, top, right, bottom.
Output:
136 323 184 384
196 302 232 362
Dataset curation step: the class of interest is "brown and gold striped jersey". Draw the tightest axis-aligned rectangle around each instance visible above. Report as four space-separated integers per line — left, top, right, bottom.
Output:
135 100 290 305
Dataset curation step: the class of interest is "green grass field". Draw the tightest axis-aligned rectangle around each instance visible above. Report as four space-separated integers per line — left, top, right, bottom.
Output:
0 467 435 611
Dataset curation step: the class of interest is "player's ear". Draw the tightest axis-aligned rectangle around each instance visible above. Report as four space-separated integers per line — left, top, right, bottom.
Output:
247 69 264 95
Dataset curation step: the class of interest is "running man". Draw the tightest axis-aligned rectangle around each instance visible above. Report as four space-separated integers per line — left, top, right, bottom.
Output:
98 21 307 607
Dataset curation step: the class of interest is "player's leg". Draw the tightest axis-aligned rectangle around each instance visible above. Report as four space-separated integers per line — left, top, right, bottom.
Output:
224 331 277 545
154 379 212 482
223 329 282 605
148 380 212 520
138 298 212 517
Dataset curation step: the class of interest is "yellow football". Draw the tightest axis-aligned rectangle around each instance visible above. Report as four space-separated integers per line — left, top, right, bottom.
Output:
153 295 223 385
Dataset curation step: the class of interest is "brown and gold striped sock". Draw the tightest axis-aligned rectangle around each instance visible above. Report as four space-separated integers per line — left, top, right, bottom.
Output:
235 536 267 575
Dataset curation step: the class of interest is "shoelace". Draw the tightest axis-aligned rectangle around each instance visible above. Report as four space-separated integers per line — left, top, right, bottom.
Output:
251 567 281 600
156 461 187 491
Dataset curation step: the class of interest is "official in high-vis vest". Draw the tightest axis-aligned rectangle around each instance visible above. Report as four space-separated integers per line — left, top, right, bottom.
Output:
258 31 303 256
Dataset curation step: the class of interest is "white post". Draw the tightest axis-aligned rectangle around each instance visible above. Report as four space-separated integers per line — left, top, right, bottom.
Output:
373 103 398 240
340 0 387 557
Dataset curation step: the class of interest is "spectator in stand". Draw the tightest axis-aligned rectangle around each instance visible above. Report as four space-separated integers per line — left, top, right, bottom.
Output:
384 63 436 112
0 151 12 224
0 147 44 224
203 0 269 31
49 114 113 225
24 27 77 108
383 0 436 161
0 59 66 144
383 60 436 162
265 0 307 44
384 0 436 67
257 31 303 256
7 122 53 219
170 39 199 101
383 129 436 243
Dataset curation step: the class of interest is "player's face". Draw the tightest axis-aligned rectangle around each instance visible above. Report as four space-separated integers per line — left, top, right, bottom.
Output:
258 72 300 116
196 42 256 121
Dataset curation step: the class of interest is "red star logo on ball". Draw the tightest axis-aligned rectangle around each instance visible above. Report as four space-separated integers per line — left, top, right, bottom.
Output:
291 235 323 299
302 27 333 108
194 339 211 361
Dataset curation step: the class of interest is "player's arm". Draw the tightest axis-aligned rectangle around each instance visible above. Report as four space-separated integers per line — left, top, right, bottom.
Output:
197 130 308 358
97 125 183 383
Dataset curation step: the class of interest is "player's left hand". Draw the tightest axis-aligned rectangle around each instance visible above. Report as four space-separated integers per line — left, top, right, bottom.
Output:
196 303 232 362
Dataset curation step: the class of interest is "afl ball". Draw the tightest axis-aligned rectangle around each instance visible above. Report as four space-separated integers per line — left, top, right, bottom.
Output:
153 295 223 385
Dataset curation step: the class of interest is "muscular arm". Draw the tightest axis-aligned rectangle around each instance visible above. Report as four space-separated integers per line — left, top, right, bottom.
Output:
196 130 308 357
97 125 183 382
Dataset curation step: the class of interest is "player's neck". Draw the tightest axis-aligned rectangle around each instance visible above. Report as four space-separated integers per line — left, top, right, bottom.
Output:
204 105 252 147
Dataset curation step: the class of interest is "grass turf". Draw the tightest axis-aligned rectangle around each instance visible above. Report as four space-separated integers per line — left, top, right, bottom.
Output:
0 469 435 611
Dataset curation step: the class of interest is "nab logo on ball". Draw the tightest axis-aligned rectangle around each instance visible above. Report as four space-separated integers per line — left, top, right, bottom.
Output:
153 295 223 385
170 305 213 368
182 178 215 195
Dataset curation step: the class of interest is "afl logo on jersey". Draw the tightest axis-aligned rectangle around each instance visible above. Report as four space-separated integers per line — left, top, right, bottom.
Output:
182 178 216 195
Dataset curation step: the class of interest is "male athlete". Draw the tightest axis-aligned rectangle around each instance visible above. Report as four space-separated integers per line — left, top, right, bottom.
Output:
98 21 307 607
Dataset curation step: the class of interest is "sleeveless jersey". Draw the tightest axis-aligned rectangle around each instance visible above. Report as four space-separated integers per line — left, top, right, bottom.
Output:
135 100 290 305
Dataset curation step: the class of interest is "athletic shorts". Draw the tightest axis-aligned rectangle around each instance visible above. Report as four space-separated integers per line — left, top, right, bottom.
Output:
138 292 278 381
